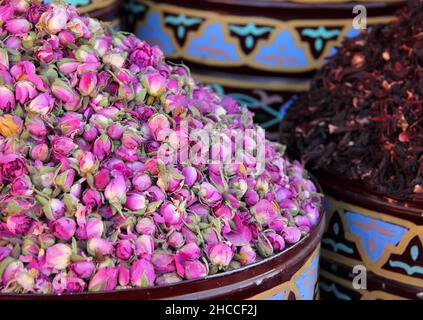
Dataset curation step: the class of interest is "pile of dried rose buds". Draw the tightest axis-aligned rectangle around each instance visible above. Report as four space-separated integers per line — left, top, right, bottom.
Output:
0 0 322 294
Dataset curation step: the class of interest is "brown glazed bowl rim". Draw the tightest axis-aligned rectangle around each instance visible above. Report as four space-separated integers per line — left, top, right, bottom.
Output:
314 169 423 218
0 176 325 300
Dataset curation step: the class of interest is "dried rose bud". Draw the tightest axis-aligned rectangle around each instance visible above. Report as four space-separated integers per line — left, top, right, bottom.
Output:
39 5 68 34
160 201 182 226
116 240 134 261
70 261 95 279
198 182 222 207
184 260 207 280
144 73 167 97
130 259 155 287
156 272 182 285
282 227 302 244
87 238 114 257
55 169 76 192
46 243 72 270
135 217 156 235
78 71 98 96
208 242 233 268
118 264 130 287
31 143 49 162
125 192 147 212
182 166 199 187
27 93 54 115
88 267 118 292
253 199 280 226
238 245 256 266
135 235 154 260
132 173 152 192
104 175 127 208
168 231 185 249
257 233 274 258
5 18 31 35
243 190 259 206
51 217 76 241
85 217 104 239
79 152 98 176
148 113 170 141
0 85 16 112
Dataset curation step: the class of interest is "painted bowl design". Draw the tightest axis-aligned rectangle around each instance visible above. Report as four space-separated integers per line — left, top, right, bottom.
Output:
128 0 405 138
0 211 325 300
315 171 423 300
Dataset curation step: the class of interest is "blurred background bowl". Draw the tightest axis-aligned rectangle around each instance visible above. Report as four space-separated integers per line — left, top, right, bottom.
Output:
125 0 405 140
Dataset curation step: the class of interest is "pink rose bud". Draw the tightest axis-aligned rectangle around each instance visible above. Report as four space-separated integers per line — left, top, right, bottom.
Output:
266 232 286 252
58 30 75 46
116 240 134 261
46 243 72 270
104 175 127 205
184 260 207 280
51 79 80 110
83 126 98 142
11 175 33 196
282 227 302 244
88 267 118 292
168 232 185 248
6 215 32 235
118 264 130 287
238 245 256 266
257 233 274 258
0 85 16 112
39 5 68 34
52 136 75 159
107 123 124 140
93 168 110 190
58 112 83 137
82 189 102 209
55 169 76 192
148 113 170 141
44 198 65 221
135 235 154 260
1 258 23 285
52 217 76 241
151 251 175 273
5 18 31 35
78 71 98 96
31 143 49 162
71 261 95 279
130 259 155 287
87 238 114 257
10 61 36 80
92 134 111 160
160 202 182 226
269 219 287 233
0 5 14 22
253 199 280 226
125 192 147 211
27 117 47 138
15 80 37 104
243 190 259 206
209 242 233 267
27 93 54 115
280 199 299 216
132 173 151 191
79 151 97 175
144 73 167 97
198 182 222 207
182 166 199 187
156 272 182 285
0 48 9 71
85 218 104 239
178 243 201 261
294 215 312 229
135 217 156 235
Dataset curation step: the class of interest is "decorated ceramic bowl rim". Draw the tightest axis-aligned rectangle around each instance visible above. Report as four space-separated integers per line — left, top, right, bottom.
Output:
0 176 325 298
314 169 423 216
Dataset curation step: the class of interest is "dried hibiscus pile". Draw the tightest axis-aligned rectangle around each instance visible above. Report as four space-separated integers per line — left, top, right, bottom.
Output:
0 1 321 294
281 1 423 200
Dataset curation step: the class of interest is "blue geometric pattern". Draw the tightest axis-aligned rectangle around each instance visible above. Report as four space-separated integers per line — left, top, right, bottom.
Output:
187 23 240 62
346 211 408 262
254 30 308 68
294 252 319 300
137 12 176 54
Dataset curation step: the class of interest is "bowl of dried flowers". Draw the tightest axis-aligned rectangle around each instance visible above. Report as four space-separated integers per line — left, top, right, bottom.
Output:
0 0 324 299
280 1 423 300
